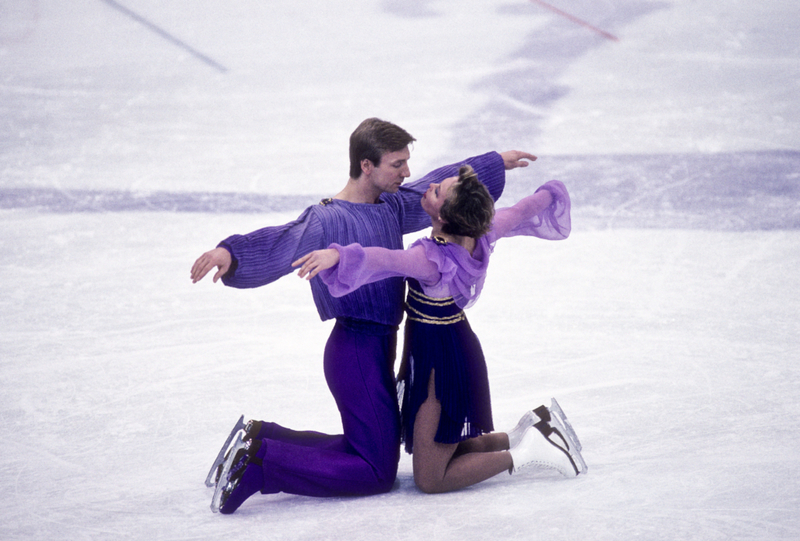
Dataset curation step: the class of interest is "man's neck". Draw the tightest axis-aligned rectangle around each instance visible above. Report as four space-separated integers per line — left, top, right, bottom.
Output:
334 178 382 204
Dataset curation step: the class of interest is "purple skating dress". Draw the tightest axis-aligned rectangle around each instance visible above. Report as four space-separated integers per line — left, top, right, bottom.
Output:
319 180 571 453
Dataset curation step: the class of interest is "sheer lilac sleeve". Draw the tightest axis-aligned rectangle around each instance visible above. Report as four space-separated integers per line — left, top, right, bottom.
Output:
489 180 571 242
319 243 439 298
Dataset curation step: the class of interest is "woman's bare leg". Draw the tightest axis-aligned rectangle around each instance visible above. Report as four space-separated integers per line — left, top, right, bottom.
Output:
412 371 513 494
454 431 509 455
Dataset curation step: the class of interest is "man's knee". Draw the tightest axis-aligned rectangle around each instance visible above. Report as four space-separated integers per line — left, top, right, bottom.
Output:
374 453 399 493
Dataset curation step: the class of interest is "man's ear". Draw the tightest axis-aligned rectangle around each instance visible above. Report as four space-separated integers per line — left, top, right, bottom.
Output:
360 159 374 177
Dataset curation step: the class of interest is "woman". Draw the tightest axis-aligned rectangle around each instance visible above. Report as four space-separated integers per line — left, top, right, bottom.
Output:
292 164 586 493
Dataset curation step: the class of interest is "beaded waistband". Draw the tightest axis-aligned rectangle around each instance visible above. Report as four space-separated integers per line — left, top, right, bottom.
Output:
405 286 465 325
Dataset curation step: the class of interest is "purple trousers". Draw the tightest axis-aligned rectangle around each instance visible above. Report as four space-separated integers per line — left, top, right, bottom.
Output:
256 319 401 497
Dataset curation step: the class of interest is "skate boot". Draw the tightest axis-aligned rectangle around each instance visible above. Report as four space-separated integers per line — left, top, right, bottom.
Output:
214 436 253 487
211 430 246 511
213 438 265 514
206 417 264 487
509 420 587 477
507 405 550 449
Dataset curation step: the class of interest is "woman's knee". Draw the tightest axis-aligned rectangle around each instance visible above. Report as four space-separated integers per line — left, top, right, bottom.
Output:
413 467 446 494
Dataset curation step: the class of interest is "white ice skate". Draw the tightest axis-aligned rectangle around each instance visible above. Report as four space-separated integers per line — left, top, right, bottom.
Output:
507 399 582 452
506 405 549 449
509 411 587 477
509 423 585 477
549 398 583 452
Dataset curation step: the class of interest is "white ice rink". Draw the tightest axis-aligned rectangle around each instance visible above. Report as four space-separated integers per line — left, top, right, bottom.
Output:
2 1 799 539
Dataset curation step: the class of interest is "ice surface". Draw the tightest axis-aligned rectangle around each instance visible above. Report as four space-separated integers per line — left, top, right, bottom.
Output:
2 1 799 539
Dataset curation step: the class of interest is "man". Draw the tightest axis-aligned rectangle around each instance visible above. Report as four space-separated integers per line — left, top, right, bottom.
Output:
191 118 536 513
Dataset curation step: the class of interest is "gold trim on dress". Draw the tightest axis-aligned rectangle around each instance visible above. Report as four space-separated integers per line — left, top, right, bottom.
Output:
405 302 465 325
407 287 456 307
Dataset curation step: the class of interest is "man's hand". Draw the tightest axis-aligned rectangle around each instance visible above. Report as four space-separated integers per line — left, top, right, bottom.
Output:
190 247 232 283
500 150 537 170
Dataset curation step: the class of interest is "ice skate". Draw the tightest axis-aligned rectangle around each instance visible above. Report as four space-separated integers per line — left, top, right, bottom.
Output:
205 415 245 487
206 417 266 487
210 430 248 512
506 405 550 449
509 421 586 477
216 439 265 515
549 398 582 452
546 401 587 473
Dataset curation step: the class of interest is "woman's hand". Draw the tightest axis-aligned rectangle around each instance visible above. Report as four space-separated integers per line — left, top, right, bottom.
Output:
292 249 340 280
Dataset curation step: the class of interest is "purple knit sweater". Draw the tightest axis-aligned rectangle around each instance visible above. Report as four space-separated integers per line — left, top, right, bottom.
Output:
218 152 506 325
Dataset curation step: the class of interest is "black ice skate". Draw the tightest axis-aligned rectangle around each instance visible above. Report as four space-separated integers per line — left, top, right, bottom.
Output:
204 415 244 487
210 429 247 512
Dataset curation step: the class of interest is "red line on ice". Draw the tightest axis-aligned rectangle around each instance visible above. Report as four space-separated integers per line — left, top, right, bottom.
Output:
529 0 620 42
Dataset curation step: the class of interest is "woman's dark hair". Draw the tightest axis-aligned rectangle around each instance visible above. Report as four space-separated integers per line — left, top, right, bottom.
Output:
439 165 495 238
348 118 416 179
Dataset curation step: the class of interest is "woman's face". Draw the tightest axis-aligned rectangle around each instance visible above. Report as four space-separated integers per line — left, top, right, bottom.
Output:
422 175 458 220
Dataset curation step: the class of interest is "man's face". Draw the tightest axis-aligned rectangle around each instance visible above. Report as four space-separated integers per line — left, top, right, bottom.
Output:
368 147 411 194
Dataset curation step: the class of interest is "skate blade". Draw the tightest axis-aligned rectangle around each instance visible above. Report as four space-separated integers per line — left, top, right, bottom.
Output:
205 415 245 487
548 402 588 475
210 430 246 513
549 398 582 452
